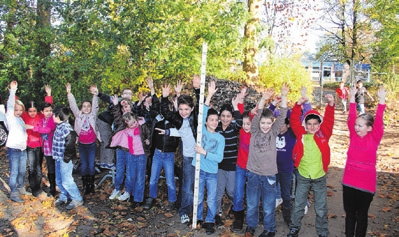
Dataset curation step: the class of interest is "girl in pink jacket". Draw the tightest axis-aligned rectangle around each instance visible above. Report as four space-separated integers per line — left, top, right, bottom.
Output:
342 85 386 237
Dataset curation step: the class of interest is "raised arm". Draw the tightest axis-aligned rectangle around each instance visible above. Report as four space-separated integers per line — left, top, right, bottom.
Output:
371 86 386 142
66 83 80 117
44 85 53 105
258 88 274 110
90 85 100 116
348 85 358 136
6 81 18 115
204 81 217 106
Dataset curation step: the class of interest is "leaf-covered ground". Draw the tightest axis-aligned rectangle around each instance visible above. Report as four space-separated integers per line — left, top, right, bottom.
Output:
0 108 398 237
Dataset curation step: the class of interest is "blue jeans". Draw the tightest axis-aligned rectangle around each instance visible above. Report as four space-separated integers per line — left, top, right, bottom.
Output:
115 149 132 192
7 148 27 193
78 142 96 176
55 159 82 202
179 156 195 216
277 172 293 209
232 165 247 212
129 154 147 202
149 149 177 202
290 173 329 236
246 171 277 232
197 170 218 223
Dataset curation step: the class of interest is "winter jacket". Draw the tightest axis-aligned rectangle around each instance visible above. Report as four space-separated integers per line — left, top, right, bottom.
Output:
290 103 335 173
153 119 179 153
342 103 385 193
68 93 102 142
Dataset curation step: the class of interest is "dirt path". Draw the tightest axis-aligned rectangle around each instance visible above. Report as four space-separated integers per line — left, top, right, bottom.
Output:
0 110 398 237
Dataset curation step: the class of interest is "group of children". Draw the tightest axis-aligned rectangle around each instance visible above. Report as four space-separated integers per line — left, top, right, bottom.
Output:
2 76 386 237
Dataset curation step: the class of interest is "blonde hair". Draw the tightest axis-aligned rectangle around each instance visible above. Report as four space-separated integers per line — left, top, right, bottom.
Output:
15 100 25 111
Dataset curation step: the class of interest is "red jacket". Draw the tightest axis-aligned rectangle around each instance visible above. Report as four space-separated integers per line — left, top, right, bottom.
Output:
290 103 335 172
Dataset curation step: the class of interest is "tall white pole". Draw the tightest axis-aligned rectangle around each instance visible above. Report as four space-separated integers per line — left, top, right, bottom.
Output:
192 42 207 229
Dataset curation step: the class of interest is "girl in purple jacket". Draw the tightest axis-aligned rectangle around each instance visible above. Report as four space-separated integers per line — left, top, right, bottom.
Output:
342 85 386 237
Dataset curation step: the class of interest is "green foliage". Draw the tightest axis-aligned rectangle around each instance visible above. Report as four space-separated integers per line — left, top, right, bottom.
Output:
258 56 312 103
0 0 247 106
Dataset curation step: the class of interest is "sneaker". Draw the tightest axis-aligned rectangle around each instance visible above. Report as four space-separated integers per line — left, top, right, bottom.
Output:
109 189 120 200
10 192 23 203
180 214 190 224
66 200 84 210
118 191 130 201
166 201 176 211
143 198 154 210
215 214 224 227
276 198 283 208
259 230 276 237
17 187 32 196
54 199 67 206
204 222 215 235
287 227 300 237
245 226 256 237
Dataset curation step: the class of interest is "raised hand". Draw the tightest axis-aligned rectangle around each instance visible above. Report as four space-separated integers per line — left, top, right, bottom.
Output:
45 85 51 96
193 74 200 89
300 86 307 98
146 77 154 89
377 85 386 104
325 94 334 106
162 84 171 98
10 81 18 90
66 83 71 95
175 80 183 96
281 83 289 97
207 80 217 97
90 85 98 95
262 88 274 101
111 95 118 105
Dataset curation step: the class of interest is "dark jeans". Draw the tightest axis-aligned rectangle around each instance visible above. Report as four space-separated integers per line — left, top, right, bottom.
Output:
78 142 97 176
343 185 374 237
45 155 55 175
27 147 43 194
276 172 293 210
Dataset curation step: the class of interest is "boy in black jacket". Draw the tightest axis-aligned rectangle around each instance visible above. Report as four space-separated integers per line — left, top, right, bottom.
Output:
52 105 83 210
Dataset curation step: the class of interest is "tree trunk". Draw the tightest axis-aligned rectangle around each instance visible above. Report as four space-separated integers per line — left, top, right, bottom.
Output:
243 0 262 86
34 0 52 84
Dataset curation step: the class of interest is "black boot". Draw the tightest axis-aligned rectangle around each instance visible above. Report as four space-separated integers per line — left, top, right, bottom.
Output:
48 173 56 197
89 175 95 194
33 173 43 197
231 210 244 232
82 175 88 195
282 206 291 226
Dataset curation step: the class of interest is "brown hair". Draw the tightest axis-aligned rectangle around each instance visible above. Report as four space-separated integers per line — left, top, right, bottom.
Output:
358 113 374 127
